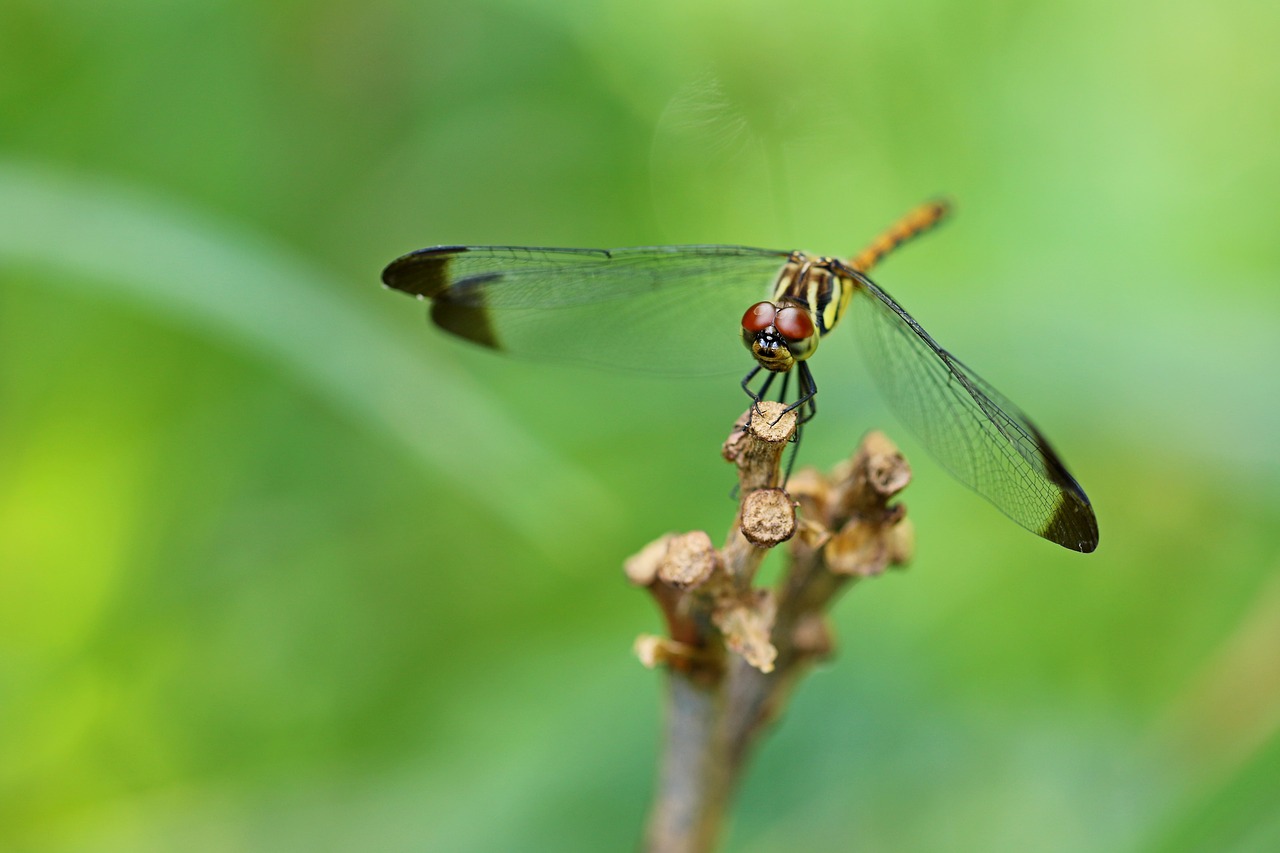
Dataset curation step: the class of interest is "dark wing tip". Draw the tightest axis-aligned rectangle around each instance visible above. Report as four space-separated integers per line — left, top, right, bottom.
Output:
381 245 501 350
1023 422 1099 553
1042 488 1099 553
381 245 471 298
430 297 501 350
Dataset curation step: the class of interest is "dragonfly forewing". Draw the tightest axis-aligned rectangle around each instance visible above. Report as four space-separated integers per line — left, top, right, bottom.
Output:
383 245 793 374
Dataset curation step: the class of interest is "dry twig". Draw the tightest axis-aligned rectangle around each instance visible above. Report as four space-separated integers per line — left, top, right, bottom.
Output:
628 402 914 853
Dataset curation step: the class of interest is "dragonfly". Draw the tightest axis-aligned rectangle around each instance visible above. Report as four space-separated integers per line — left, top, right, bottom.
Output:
382 201 1099 553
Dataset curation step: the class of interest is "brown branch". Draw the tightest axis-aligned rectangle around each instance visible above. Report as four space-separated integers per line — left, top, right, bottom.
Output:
629 403 914 853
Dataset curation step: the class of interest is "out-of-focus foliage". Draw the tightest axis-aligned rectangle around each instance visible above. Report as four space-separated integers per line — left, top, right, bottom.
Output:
1 0 1277 850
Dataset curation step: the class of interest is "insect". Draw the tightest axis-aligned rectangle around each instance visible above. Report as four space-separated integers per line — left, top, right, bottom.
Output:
382 201 1099 552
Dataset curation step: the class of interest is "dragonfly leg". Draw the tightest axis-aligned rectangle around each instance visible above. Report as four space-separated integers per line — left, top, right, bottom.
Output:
782 421 803 484
797 361 817 425
776 365 820 483
741 365 763 401
741 366 780 422
775 361 817 425
756 369 778 401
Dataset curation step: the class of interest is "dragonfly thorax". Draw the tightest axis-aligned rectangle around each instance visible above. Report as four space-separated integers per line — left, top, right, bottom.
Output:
741 300 819 372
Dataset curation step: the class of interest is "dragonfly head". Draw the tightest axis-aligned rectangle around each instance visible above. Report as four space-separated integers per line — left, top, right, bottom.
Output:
741 301 818 372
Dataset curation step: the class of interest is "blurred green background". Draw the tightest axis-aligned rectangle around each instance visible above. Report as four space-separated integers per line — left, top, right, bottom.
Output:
2 0 1278 850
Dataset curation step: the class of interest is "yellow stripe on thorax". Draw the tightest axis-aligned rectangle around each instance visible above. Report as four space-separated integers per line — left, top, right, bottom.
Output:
771 257 855 336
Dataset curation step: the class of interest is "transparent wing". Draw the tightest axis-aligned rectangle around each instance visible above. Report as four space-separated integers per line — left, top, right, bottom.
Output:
382 245 792 374
850 278 1098 552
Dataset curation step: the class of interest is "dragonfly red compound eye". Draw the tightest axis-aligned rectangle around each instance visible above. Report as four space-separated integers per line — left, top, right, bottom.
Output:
775 306 814 341
741 302 777 333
